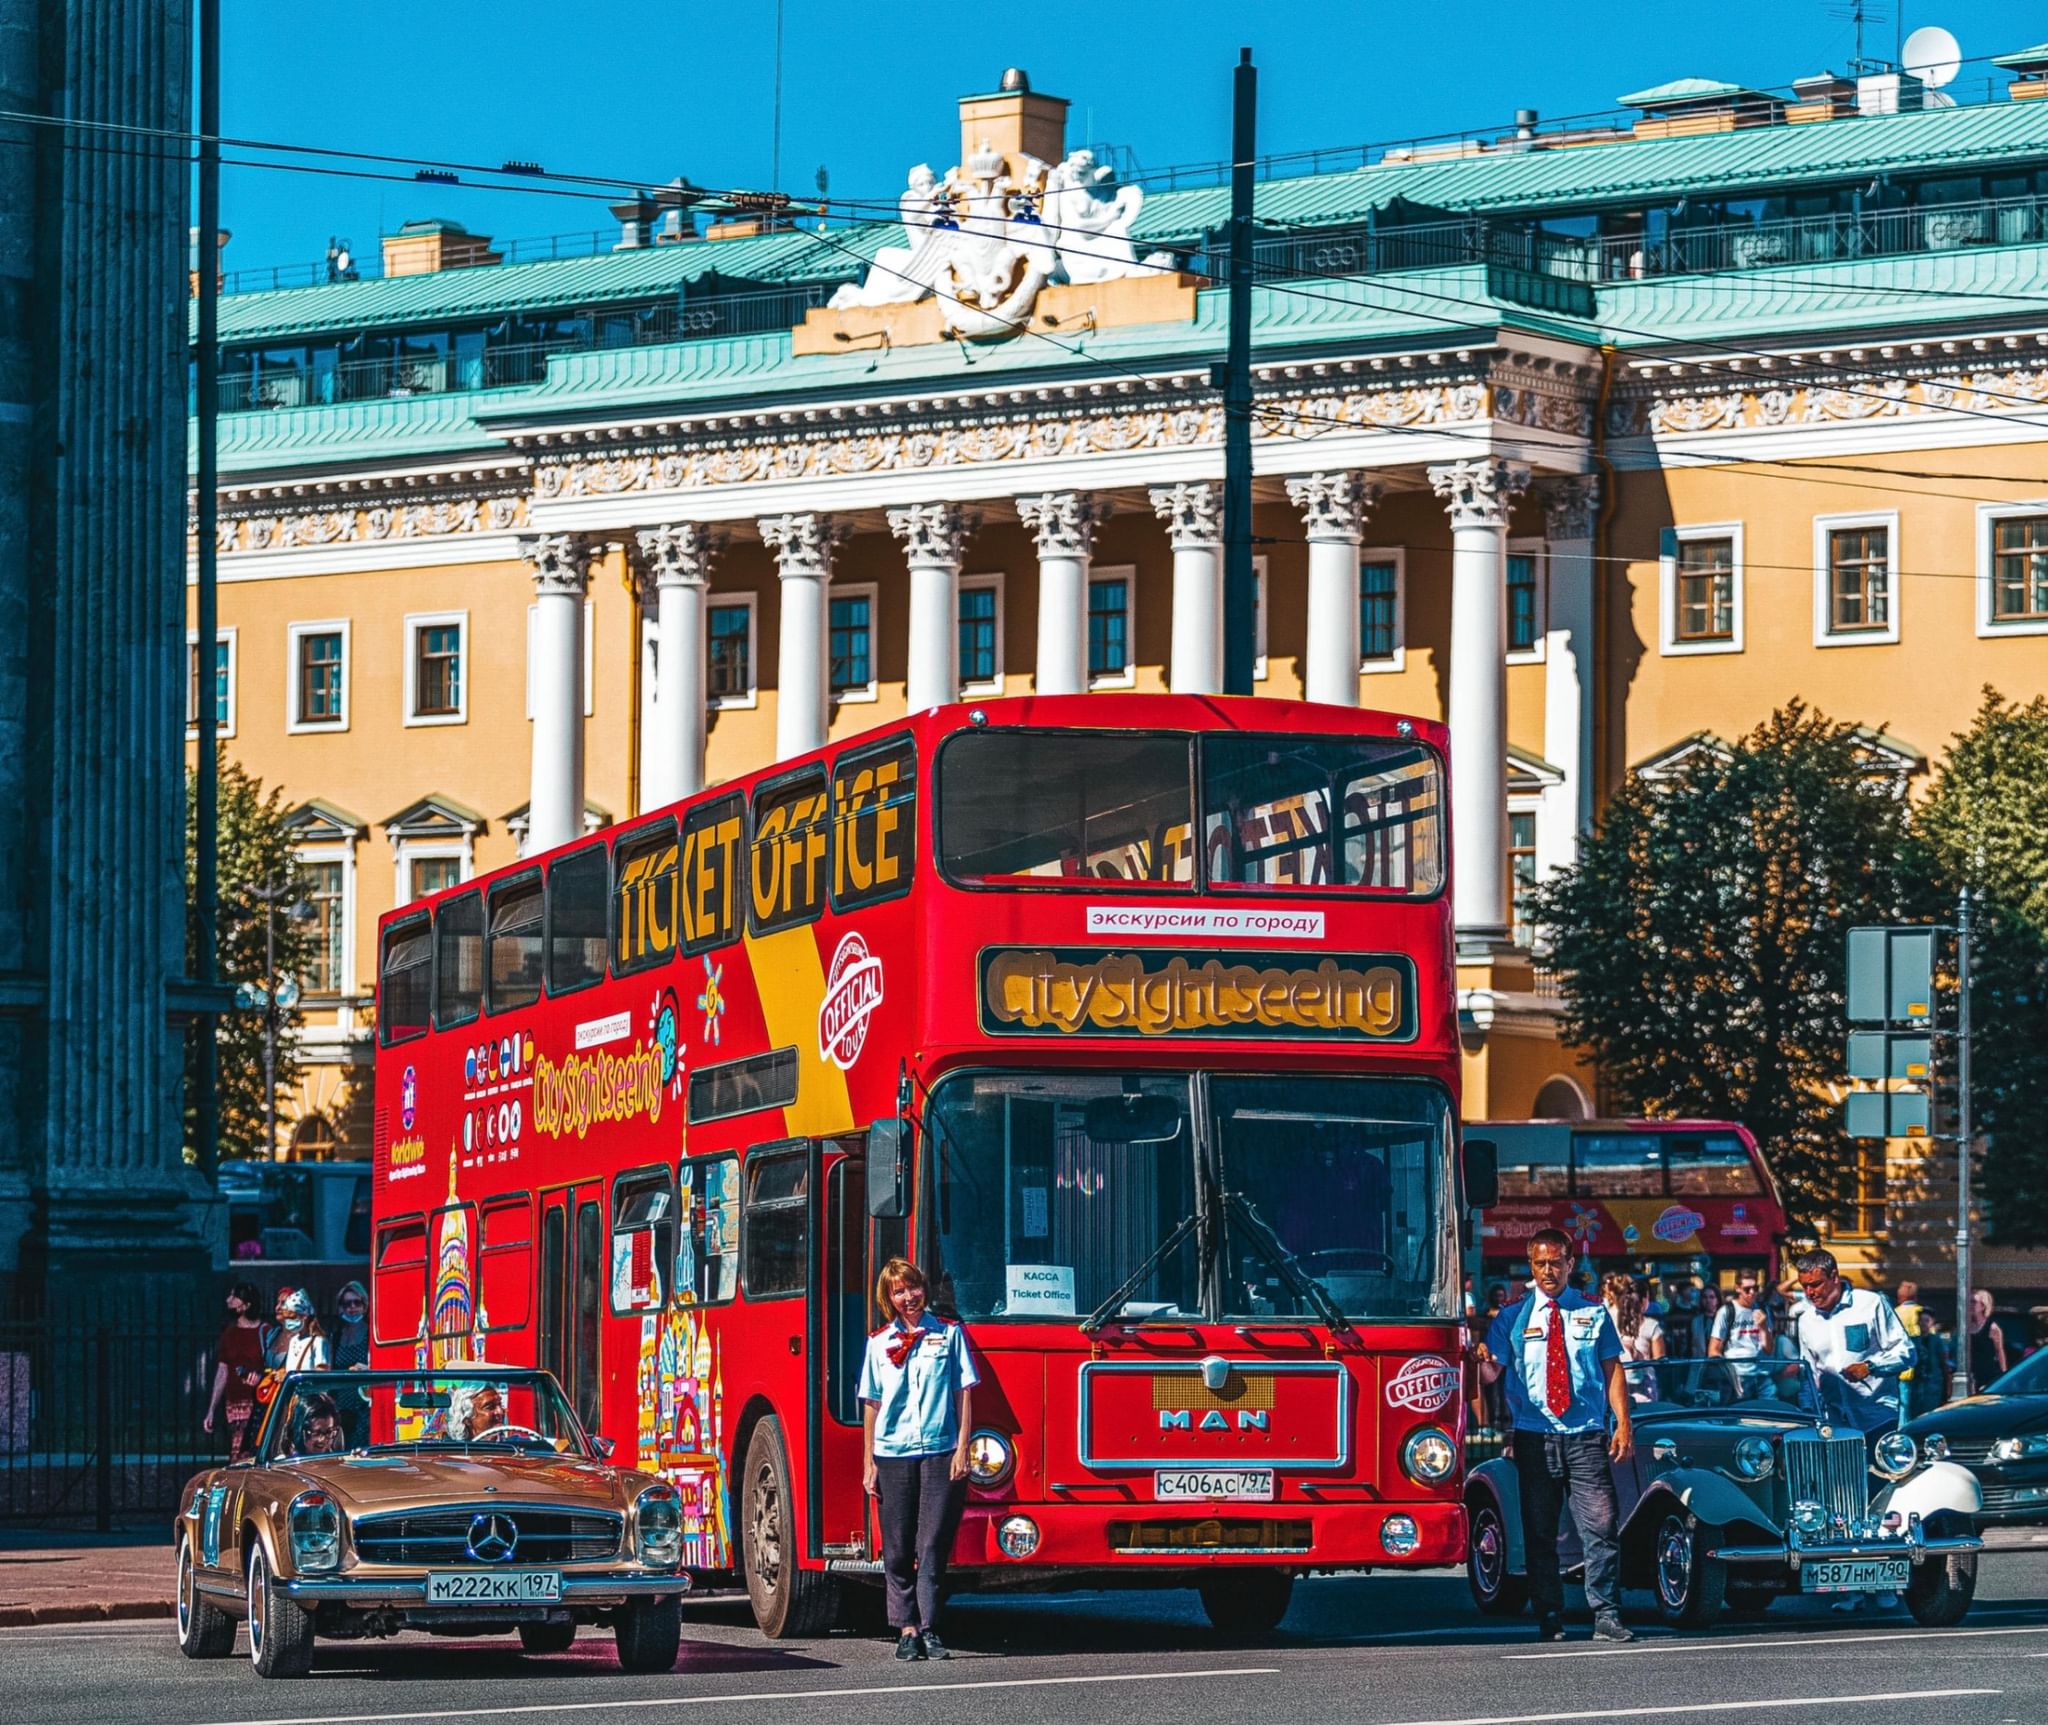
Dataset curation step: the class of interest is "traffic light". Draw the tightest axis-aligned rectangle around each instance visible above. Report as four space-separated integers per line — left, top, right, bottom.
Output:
1844 926 1947 1141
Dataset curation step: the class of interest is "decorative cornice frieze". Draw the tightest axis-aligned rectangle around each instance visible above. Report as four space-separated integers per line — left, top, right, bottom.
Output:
632 521 722 597
1539 473 1601 542
1611 357 2048 439
517 531 597 597
1017 492 1099 560
759 512 845 581
1148 481 1222 550
208 492 527 555
1428 458 1531 531
885 501 976 566
1284 471 1382 544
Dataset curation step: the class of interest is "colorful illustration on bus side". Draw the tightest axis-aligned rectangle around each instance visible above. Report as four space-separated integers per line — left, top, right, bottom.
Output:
399 1064 417 1131
648 987 684 1099
1386 1354 1460 1415
430 1153 474 1366
1564 1201 1604 1249
696 956 725 1047
1651 1203 1708 1244
819 932 884 1071
635 1303 729 1567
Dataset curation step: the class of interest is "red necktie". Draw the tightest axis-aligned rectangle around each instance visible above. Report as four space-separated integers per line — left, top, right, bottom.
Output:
1544 1302 1572 1418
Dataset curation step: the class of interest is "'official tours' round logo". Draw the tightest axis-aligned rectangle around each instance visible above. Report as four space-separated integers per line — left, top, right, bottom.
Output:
818 933 885 1071
1385 1354 1459 1414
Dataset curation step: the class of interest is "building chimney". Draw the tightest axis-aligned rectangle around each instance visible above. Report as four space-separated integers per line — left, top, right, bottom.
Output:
1515 108 1539 140
612 193 658 250
379 218 502 277
1789 71 1857 122
958 67 1068 179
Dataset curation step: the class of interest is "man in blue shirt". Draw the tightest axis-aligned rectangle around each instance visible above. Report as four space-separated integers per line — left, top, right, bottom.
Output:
1477 1227 1635 1642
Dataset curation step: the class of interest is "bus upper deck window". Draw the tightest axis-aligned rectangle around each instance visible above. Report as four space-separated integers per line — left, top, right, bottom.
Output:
1667 1134 1762 1196
487 873 544 1013
547 843 609 995
434 891 483 1028
379 916 432 1045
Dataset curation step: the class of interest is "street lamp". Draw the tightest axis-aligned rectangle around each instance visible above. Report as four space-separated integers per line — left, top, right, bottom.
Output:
240 879 317 1160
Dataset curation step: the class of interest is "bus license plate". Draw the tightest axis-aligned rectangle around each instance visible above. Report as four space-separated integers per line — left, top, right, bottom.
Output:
426 1569 563 1604
1800 1558 1908 1594
1154 1469 1276 1503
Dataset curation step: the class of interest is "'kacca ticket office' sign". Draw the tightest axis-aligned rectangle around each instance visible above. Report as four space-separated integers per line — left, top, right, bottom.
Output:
980 948 1413 1041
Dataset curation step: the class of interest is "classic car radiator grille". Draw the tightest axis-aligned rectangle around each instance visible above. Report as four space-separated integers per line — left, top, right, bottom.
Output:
1782 1432 1869 1526
352 1506 622 1565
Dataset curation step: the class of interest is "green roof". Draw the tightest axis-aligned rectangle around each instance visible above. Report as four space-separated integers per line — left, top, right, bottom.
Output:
1991 42 2048 69
1617 77 1758 108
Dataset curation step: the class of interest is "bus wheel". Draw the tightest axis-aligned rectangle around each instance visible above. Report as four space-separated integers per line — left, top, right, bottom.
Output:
742 1416 840 1638
1198 1571 1293 1637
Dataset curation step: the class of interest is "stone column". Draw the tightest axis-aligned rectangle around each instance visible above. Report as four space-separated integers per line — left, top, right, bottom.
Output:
520 533 596 855
1150 482 1224 694
634 523 720 807
1539 475 1600 877
760 512 840 758
1018 492 1097 695
888 503 974 712
1428 459 1530 950
1285 472 1383 707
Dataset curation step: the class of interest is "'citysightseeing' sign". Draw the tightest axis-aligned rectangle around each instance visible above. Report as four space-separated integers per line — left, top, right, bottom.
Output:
978 948 1414 1041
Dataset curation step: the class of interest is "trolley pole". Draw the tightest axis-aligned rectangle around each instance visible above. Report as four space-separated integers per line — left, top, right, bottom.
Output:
193 0 222 1178
1220 47 1258 696
1954 884 1974 1397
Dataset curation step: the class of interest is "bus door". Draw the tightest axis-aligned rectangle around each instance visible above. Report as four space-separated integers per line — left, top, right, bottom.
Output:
540 1182 605 1437
813 1138 875 1563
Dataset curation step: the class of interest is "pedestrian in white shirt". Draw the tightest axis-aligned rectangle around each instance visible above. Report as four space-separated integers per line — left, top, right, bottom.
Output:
1787 1248 1913 1437
1709 1273 1772 1359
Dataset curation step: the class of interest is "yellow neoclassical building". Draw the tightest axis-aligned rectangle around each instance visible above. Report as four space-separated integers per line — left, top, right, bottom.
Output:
191 57 2048 1284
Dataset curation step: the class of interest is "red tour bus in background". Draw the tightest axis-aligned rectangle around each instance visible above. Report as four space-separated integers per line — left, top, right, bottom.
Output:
371 694 1490 1638
1474 1120 1787 1287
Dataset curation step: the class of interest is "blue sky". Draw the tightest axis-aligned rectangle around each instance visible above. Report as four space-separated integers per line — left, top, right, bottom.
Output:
213 0 2048 279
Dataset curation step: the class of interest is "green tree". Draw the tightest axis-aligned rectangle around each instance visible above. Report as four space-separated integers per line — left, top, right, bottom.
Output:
1529 703 1919 1227
1911 690 2048 1248
184 755 319 1162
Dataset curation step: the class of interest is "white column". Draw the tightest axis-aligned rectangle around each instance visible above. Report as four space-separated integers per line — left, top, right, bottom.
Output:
1428 459 1530 949
1285 472 1383 706
520 532 596 856
1149 481 1223 694
1019 492 1097 695
887 502 974 712
760 512 840 760
634 522 720 807
1538 476 1600 880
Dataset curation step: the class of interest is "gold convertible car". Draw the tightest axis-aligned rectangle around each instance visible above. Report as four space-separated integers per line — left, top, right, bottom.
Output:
173 1368 688 1678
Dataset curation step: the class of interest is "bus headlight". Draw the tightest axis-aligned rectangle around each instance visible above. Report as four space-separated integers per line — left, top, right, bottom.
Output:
1401 1427 1457 1486
287 1490 341 1574
1734 1435 1775 1480
635 1485 682 1568
1873 1433 1918 1481
966 1430 1015 1488
1380 1515 1420 1556
996 1515 1040 1559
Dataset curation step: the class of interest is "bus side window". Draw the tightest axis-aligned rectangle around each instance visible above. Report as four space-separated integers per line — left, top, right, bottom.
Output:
614 819 678 975
742 1144 809 1300
609 1165 677 1315
479 1196 533 1331
749 768 831 935
487 871 544 1013
539 1204 567 1386
547 842 610 995
680 795 743 954
372 1216 427 1346
679 1155 740 1305
831 735 917 910
434 891 483 1028
379 915 432 1045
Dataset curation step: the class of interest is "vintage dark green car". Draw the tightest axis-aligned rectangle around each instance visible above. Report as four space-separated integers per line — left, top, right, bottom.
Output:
1464 1359 1985 1628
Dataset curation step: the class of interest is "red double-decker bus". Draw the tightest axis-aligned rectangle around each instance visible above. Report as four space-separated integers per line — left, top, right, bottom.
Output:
370 695 1482 1637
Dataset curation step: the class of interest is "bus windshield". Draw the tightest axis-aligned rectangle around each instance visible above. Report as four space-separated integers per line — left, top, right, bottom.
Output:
937 730 1443 894
925 1070 1454 1323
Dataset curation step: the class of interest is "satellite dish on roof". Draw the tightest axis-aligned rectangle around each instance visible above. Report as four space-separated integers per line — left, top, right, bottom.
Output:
1903 24 1963 105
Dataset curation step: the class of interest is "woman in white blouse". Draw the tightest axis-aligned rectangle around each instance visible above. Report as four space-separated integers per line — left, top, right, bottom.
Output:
1603 1272 1665 1399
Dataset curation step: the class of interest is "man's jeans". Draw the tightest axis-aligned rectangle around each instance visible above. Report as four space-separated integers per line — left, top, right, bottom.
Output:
1512 1428 1622 1618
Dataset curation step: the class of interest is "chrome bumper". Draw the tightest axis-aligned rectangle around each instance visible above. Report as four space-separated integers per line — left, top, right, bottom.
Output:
1708 1534 1983 1568
276 1570 690 1606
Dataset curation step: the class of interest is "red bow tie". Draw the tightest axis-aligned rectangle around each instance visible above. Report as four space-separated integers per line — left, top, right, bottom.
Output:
886 1326 921 1368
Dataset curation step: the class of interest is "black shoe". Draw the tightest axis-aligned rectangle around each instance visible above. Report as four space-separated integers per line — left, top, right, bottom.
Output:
895 1630 924 1661
1593 1614 1635 1644
920 1629 950 1660
1537 1613 1564 1642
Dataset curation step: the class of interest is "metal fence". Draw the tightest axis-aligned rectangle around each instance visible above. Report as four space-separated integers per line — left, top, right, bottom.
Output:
0 1323 223 1529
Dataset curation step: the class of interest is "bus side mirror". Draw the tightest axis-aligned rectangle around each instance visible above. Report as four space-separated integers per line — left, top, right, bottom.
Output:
1463 1137 1499 1211
868 1117 911 1219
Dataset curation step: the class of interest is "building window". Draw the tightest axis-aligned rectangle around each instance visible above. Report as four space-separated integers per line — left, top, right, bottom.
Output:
1814 513 1899 645
829 585 876 700
1847 1142 1887 1240
1506 548 1543 655
1088 571 1133 686
1361 557 1400 663
405 613 466 724
707 596 755 707
1509 809 1538 947
408 855 463 902
1676 538 1736 642
186 630 235 736
1991 513 2048 624
301 859 346 996
959 574 1002 691
289 622 349 730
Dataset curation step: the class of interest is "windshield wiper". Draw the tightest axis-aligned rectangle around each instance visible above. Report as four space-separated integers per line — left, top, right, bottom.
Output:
1080 1210 1204 1334
1224 1192 1354 1336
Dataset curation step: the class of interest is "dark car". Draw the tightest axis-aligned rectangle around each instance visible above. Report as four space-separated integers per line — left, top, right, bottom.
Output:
1465 1359 1985 1628
1905 1348 2048 1523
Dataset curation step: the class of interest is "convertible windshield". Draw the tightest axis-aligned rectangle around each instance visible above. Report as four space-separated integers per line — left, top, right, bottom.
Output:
924 1070 1453 1322
264 1371 589 1460
1623 1357 1819 1413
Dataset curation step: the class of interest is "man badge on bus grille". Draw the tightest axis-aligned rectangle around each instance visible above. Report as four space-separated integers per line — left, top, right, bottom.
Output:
820 933 885 1071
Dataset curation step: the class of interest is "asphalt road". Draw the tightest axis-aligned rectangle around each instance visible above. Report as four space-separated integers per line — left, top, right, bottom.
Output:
13 1554 2048 1725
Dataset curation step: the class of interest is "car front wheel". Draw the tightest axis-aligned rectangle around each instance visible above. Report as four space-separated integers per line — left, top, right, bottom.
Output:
245 1545 314 1678
1905 1550 1977 1627
1653 1511 1727 1629
176 1535 236 1658
614 1596 682 1672
1466 1497 1529 1617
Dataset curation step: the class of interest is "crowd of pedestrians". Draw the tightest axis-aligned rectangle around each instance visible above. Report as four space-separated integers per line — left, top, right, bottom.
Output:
202 1280 368 1461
